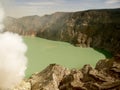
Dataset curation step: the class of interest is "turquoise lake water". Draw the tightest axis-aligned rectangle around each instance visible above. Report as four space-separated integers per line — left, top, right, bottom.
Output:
23 37 111 77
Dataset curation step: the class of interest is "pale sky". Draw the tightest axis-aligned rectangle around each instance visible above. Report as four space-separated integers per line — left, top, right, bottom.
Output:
1 0 120 18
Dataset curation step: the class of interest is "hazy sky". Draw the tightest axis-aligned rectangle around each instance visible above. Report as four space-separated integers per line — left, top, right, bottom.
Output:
1 0 120 18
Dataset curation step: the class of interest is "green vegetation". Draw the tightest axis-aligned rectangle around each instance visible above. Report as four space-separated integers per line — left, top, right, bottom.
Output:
23 37 112 77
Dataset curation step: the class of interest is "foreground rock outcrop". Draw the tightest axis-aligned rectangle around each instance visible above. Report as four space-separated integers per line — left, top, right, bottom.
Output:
14 56 120 90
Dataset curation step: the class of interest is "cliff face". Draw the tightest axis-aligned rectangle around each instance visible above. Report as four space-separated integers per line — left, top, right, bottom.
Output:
70 9 120 55
3 8 120 54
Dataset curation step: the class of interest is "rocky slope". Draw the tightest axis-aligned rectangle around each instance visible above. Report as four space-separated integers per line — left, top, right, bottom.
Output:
3 8 120 55
14 56 120 90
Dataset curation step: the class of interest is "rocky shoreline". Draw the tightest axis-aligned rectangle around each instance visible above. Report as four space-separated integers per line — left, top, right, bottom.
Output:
14 55 120 90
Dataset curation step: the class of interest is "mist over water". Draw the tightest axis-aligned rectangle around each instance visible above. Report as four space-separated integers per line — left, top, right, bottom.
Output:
0 2 27 89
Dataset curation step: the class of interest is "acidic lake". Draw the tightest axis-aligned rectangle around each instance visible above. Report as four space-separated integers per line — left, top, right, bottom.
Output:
24 37 111 77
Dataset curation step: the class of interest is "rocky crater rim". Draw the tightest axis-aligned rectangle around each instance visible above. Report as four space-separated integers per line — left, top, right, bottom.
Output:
2 8 120 90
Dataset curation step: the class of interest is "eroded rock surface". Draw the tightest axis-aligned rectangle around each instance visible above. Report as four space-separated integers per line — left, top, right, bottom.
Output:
29 64 70 90
14 57 120 90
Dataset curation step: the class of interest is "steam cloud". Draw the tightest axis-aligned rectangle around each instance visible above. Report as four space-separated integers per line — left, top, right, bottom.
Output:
0 2 27 89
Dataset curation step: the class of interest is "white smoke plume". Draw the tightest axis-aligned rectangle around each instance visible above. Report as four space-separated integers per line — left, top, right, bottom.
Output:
0 2 27 90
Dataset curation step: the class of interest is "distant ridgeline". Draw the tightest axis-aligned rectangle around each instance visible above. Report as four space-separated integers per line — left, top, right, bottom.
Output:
3 8 120 55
